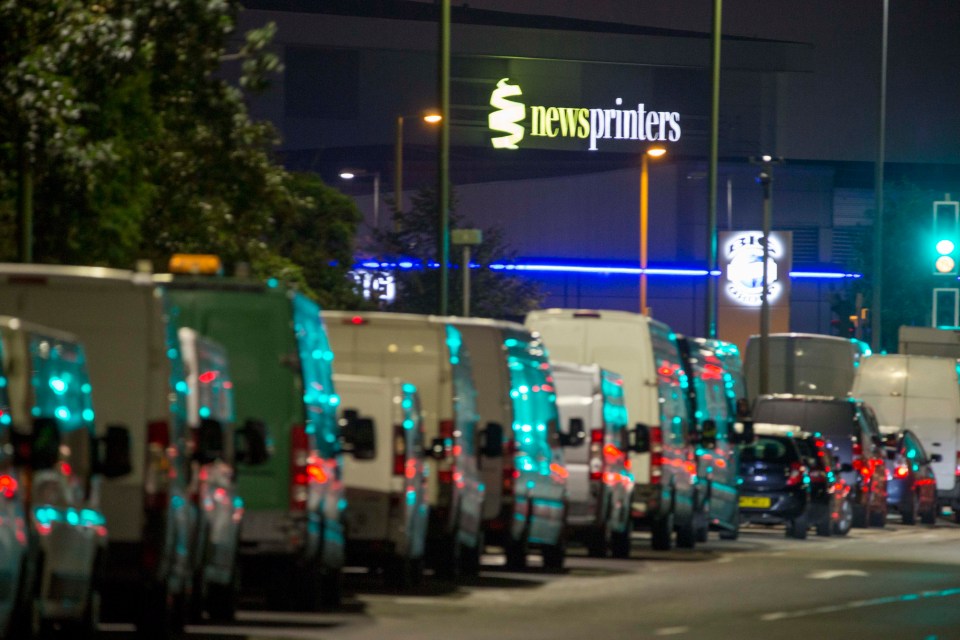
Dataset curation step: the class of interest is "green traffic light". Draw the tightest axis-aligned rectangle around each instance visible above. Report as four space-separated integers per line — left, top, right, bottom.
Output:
937 239 956 255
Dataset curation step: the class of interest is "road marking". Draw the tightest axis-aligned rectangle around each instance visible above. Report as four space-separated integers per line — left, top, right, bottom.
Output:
653 627 690 635
807 569 869 580
761 587 960 621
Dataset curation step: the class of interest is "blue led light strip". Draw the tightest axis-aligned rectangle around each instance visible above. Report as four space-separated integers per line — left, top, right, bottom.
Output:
356 260 862 280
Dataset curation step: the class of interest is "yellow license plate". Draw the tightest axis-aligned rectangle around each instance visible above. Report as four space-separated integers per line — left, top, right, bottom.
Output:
739 496 772 508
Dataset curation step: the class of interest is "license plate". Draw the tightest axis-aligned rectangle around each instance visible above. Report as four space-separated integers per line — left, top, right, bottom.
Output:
739 496 772 508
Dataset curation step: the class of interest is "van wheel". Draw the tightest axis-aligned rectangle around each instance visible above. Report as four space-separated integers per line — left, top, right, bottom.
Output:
541 535 566 573
651 512 674 551
609 520 633 559
921 501 937 525
869 504 886 528
815 510 833 537
788 513 808 540
505 535 528 571
675 514 696 549
459 530 483 578
833 499 853 536
851 502 868 528
585 526 610 558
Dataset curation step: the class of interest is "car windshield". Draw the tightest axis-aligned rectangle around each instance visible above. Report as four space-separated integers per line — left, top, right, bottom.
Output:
741 436 792 464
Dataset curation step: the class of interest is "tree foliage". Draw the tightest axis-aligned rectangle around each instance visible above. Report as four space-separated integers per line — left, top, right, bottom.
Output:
0 0 363 307
371 187 544 319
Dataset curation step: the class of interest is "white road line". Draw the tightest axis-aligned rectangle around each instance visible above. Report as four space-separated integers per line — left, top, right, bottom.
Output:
653 626 690 635
760 587 960 621
807 569 869 580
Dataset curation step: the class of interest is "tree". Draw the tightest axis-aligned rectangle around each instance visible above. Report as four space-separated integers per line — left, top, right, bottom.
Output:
371 186 544 319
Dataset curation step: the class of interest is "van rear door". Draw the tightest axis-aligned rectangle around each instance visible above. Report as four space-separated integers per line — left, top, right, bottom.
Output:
904 357 960 493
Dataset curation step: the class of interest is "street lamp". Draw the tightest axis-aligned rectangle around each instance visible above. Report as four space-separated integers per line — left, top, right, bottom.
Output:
394 111 441 222
749 154 784 396
640 146 667 316
339 169 381 229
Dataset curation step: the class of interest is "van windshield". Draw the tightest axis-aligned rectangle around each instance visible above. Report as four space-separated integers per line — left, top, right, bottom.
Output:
754 400 855 441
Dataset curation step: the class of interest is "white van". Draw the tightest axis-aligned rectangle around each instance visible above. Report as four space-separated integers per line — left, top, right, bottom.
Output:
525 309 696 551
324 311 487 579
451 318 571 571
0 316 130 637
335 374 429 588
552 362 633 558
852 354 960 519
0 265 203 635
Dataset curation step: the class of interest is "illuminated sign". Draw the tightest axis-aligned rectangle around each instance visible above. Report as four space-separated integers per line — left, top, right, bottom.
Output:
350 270 396 303
488 78 681 152
722 232 786 307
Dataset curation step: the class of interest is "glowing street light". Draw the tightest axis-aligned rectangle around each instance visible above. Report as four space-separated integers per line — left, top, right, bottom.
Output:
640 145 667 316
339 169 381 228
394 111 441 224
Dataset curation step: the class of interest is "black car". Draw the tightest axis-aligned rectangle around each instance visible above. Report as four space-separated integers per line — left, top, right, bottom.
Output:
738 425 812 539
794 433 854 537
882 427 940 525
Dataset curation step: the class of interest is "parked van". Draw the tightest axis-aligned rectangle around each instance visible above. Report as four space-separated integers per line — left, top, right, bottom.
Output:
452 319 571 571
853 354 960 520
179 327 265 621
677 336 742 540
752 394 887 527
525 309 695 551
335 374 430 588
744 333 869 401
161 268 368 610
552 362 633 558
324 311 487 578
0 316 130 637
0 265 201 635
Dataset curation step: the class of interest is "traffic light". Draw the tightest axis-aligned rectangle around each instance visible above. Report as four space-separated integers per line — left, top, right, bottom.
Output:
933 201 960 276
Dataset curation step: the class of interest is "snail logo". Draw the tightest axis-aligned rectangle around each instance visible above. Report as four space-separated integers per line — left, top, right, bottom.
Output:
489 78 525 149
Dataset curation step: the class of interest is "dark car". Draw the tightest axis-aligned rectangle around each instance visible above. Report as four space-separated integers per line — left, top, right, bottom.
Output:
793 433 854 537
881 427 940 525
738 425 812 539
752 394 888 528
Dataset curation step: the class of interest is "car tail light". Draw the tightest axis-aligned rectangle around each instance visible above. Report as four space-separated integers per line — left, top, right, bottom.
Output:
438 419 455 485
393 424 406 476
0 474 17 499
144 420 171 510
290 424 309 513
955 451 960 478
786 461 805 487
895 464 909 479
649 425 663 485
502 439 517 497
589 428 604 481
808 468 828 484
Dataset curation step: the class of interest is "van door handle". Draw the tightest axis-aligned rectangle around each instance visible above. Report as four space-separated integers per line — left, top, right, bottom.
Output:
889 391 902 397
933 442 942 447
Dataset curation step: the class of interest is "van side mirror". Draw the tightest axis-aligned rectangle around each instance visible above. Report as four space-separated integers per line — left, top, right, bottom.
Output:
700 419 718 449
480 422 504 458
559 417 586 448
236 418 271 466
98 425 133 478
930 453 943 463
340 410 376 460
31 417 61 470
195 418 224 465
630 423 651 454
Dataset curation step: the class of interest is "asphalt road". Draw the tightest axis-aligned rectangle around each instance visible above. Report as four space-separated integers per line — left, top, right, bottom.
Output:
100 518 960 640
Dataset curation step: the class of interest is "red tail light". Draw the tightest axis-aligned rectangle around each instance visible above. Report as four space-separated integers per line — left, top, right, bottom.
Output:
393 424 406 476
955 451 960 478
502 439 517 497
808 468 828 483
786 461 805 487
649 425 663 485
0 474 17 499
589 428 604 481
290 424 309 512
894 464 909 479
144 420 171 510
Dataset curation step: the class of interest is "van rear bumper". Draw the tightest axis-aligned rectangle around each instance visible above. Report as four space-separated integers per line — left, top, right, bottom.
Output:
630 484 661 524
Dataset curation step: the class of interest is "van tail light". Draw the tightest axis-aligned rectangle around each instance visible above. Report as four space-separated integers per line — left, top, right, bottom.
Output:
290 424 309 513
955 451 960 478
649 425 663 486
0 474 18 499
786 461 805 487
808 467 828 484
502 439 517 497
393 424 406 476
589 428 604 481
144 420 171 511
438 419 455 485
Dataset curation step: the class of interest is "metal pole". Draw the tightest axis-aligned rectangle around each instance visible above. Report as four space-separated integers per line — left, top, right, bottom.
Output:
438 0 451 316
394 115 404 221
463 245 471 317
759 168 773 396
16 137 32 263
640 152 650 316
373 172 380 230
706 0 722 338
871 0 888 352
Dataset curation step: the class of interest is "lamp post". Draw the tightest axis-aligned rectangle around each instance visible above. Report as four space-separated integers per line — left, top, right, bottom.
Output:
452 228 482 317
339 169 381 229
872 0 889 352
394 112 442 223
640 146 667 316
438 0 451 316
750 155 784 396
